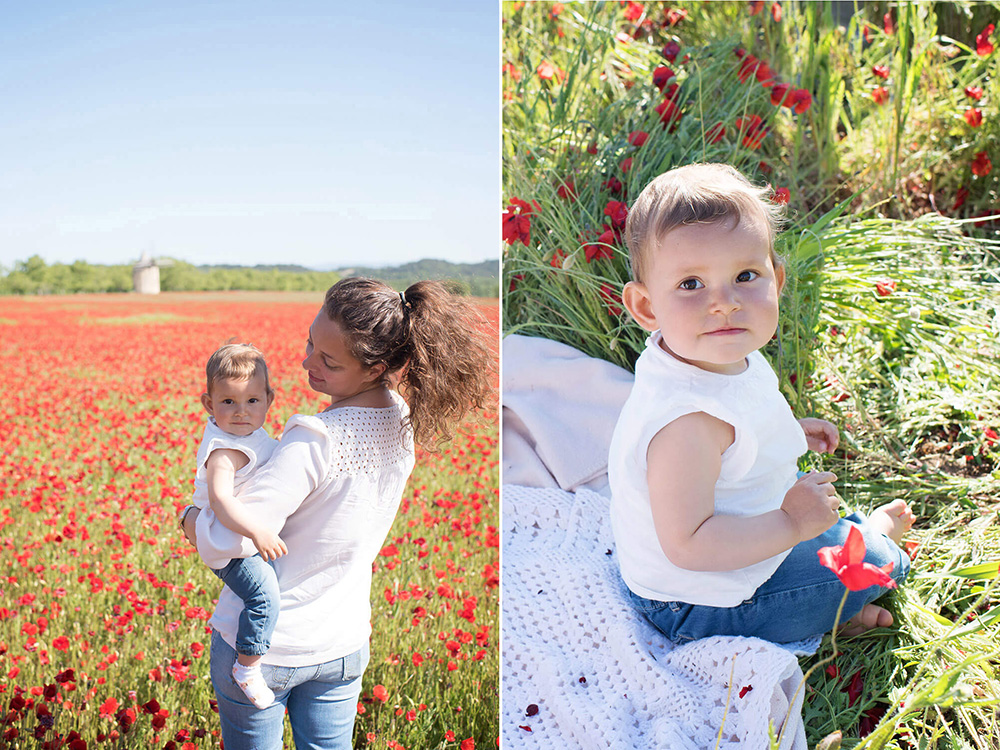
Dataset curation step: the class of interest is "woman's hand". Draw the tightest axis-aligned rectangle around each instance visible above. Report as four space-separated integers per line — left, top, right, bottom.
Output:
181 506 201 547
799 417 840 454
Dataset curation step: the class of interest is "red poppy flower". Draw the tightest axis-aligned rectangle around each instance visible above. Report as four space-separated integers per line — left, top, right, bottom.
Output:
735 115 769 149
872 64 890 79
951 186 969 211
771 83 792 107
772 187 790 205
844 670 864 707
976 24 995 56
965 85 984 101
372 685 389 703
817 525 897 591
737 54 760 84
883 12 894 35
99 698 119 718
706 122 726 143
791 89 812 113
502 62 521 82
872 86 889 105
624 1 645 22
662 41 681 63
603 176 623 195
972 151 992 177
755 61 776 87
628 130 649 147
502 197 540 246
620 157 633 174
52 636 70 652
964 108 983 127
875 279 896 297
652 65 675 90
604 200 629 229
655 96 683 129
771 2 782 23
556 179 576 200
584 228 616 263
599 284 623 316
536 60 565 82
460 739 475 750
748 0 764 15
863 25 872 44
664 7 687 25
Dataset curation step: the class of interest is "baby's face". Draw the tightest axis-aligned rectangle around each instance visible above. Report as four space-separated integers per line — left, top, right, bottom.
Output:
201 372 273 436
640 217 784 375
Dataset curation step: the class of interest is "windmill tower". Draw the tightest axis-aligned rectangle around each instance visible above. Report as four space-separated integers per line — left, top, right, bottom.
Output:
132 252 160 294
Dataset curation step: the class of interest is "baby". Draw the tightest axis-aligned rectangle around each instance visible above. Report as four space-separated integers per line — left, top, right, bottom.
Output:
609 163 914 643
181 342 284 708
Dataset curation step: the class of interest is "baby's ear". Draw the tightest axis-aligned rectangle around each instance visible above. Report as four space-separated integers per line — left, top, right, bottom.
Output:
621 281 658 332
200 393 214 415
266 390 275 408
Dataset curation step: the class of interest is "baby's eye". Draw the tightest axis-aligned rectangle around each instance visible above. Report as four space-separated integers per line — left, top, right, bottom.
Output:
248 398 259 403
737 270 760 282
679 278 703 290
222 399 234 405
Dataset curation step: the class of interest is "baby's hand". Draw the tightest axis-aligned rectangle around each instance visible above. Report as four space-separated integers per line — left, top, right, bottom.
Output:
799 418 840 454
251 530 288 562
781 471 840 541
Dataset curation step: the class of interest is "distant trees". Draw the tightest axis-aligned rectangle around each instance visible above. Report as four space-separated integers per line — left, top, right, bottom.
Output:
0 256 499 297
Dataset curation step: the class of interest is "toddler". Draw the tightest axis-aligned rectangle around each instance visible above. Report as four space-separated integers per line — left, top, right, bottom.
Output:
609 163 914 643
181 342 283 707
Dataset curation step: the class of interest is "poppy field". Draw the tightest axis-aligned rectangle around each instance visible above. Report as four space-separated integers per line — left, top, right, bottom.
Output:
503 2 999 748
0 291 498 749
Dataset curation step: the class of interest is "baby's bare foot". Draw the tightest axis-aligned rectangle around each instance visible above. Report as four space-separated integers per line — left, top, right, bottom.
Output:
838 603 894 637
868 499 915 546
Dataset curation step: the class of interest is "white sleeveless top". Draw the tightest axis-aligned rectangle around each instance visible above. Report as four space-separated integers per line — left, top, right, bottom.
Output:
609 331 807 607
192 418 278 512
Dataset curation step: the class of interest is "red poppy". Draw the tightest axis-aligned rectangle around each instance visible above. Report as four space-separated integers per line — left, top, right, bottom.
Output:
748 0 764 15
556 179 576 200
972 151 992 177
652 65 675 90
99 698 119 718
965 85 984 101
603 176 623 195
844 670 864 707
737 54 760 84
508 273 524 292
372 685 389 703
791 89 812 113
872 86 889 105
620 157 633 174
771 83 792 107
52 636 70 652
772 187 790 205
662 41 681 63
951 186 969 211
502 197 540 246
976 24 995 56
599 284 623 316
883 12 894 35
536 60 565 82
817 525 897 591
964 108 983 127
735 115 769 149
550 248 568 268
624 1 645 22
664 7 687 25
584 228 616 263
625 131 647 150
604 200 629 229
755 61 776 87
502 62 521 82
863 25 872 44
872 64 890 79
706 122 726 143
460 739 475 750
549 3 563 18
875 279 896 297
771 2 782 23
655 96 683 129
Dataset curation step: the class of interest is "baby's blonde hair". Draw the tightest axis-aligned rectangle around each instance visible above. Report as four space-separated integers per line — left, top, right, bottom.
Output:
205 342 272 395
624 163 785 283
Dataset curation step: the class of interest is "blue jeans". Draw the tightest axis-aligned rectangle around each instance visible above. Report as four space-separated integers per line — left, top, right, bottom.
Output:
212 555 279 657
627 512 912 644
210 630 369 750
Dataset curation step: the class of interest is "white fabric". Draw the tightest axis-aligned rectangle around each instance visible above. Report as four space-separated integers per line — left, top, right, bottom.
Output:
609 331 808 606
502 334 634 491
192 418 278 513
503 486 808 750
195 393 415 667
501 334 817 749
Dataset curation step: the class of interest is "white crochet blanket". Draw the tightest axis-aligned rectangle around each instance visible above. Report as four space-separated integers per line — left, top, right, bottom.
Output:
502 485 811 749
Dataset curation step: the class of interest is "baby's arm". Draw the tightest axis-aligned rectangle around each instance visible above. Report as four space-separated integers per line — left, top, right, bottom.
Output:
798 417 840 454
204 448 288 562
646 412 841 572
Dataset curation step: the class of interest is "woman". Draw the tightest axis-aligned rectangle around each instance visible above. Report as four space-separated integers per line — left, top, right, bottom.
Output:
182 277 494 749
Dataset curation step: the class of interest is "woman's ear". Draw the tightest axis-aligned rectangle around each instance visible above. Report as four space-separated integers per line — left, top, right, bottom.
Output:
621 281 659 332
365 362 387 384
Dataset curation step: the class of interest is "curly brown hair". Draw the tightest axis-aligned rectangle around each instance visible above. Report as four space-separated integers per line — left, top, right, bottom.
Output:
322 277 496 448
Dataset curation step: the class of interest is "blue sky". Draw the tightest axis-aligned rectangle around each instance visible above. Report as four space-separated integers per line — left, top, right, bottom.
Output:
0 1 498 270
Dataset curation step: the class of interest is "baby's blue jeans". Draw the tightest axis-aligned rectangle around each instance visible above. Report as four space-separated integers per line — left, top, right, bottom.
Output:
626 511 911 644
212 554 279 656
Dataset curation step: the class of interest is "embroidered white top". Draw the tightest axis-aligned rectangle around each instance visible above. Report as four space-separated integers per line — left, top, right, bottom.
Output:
609 331 807 607
195 392 415 666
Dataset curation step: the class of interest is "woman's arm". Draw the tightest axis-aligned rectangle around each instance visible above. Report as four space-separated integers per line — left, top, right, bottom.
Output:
194 420 328 567
646 411 840 571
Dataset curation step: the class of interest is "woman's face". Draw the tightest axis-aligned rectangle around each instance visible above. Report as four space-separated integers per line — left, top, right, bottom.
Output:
302 311 385 404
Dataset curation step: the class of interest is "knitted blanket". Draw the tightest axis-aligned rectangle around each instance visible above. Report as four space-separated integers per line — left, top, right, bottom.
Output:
502 485 813 749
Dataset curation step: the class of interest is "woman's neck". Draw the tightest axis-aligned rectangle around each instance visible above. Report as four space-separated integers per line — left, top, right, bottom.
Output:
326 384 393 410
